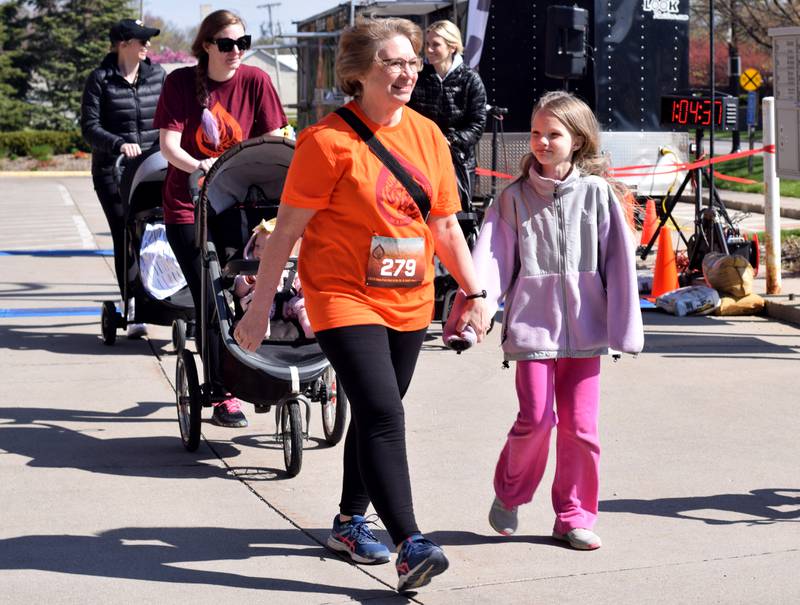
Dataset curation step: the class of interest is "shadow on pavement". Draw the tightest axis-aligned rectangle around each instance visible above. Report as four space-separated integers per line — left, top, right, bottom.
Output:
0 321 152 356
0 526 406 601
425 529 555 547
0 403 244 480
642 313 800 358
0 280 117 299
601 488 800 525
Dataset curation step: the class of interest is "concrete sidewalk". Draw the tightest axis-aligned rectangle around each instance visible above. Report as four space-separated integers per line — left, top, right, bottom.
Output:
2 176 800 604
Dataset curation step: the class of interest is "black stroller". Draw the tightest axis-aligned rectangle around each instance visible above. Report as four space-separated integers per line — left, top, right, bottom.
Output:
433 161 485 326
175 135 348 476
100 148 195 349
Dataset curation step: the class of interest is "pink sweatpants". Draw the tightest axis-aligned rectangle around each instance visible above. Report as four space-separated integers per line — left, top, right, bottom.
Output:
493 357 601 534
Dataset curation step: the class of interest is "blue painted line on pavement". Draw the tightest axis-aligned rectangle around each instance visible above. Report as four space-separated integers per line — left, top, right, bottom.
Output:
0 249 113 257
0 307 101 318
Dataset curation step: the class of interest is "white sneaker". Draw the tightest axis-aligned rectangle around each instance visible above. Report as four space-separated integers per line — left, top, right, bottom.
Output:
126 323 147 339
552 528 602 550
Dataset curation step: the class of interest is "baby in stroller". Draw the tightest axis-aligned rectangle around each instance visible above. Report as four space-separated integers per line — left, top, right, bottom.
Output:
233 218 313 339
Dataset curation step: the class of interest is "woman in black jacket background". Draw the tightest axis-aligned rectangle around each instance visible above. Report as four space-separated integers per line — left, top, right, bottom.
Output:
409 19 487 211
81 18 165 338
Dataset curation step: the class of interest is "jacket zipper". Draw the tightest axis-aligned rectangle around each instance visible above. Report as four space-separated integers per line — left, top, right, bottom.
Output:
554 184 571 355
133 78 142 146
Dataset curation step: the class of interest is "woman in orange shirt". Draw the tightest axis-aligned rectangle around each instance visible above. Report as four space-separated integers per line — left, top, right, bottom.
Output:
234 17 488 593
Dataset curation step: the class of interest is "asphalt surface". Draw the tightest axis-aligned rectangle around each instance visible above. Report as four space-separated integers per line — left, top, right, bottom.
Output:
1 175 799 604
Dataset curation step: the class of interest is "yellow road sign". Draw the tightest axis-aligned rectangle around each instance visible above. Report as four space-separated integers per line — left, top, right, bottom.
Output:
740 68 762 91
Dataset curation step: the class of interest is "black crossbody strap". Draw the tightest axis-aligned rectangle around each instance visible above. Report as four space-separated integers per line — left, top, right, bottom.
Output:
335 106 431 221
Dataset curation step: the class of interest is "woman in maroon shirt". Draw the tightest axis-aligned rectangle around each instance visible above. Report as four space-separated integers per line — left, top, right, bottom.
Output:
154 9 287 428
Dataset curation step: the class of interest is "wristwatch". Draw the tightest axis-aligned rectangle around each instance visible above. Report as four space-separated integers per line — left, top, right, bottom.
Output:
464 289 487 300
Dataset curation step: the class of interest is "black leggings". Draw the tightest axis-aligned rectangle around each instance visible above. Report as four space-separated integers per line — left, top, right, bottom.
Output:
93 175 134 296
166 222 225 390
315 324 427 545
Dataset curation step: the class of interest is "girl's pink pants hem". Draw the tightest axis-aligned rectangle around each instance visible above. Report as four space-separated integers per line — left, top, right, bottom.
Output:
493 357 601 534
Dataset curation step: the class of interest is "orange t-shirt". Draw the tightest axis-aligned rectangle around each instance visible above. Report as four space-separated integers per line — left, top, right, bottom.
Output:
282 101 460 332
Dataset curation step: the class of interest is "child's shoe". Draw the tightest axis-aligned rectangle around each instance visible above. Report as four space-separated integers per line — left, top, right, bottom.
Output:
326 514 391 564
395 534 449 593
488 496 518 535
210 397 248 428
552 528 602 550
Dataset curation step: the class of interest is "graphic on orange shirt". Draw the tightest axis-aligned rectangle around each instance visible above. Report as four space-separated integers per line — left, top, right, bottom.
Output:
375 153 432 226
195 102 244 157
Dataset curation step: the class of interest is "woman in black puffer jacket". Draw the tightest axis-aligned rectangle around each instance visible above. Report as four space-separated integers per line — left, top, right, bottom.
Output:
409 19 487 211
81 19 165 338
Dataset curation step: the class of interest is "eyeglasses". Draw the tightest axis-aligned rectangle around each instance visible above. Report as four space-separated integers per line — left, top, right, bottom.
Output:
376 56 424 75
210 35 252 53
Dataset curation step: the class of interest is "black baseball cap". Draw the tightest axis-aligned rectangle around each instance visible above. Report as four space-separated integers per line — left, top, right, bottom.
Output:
109 19 160 43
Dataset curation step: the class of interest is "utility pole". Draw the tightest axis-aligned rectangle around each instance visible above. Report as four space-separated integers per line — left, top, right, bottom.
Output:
728 0 741 152
258 2 283 98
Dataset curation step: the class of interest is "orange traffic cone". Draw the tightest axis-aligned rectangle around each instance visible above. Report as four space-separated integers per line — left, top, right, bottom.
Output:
650 226 679 300
640 198 658 247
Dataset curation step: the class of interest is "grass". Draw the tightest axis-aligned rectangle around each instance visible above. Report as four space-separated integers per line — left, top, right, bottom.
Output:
711 155 800 197
750 228 800 242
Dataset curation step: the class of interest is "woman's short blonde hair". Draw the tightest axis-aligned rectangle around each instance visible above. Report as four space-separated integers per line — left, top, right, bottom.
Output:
426 20 463 55
336 17 422 98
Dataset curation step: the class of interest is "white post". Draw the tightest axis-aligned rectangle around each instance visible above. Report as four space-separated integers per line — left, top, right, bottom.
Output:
762 96 782 294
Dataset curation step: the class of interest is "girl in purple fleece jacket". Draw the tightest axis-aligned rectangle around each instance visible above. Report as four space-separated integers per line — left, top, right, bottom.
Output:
445 91 643 550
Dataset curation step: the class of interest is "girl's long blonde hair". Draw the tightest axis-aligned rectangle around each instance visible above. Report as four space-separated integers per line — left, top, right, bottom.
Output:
520 91 633 226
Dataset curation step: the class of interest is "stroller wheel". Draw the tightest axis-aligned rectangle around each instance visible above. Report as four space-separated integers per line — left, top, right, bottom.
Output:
441 287 458 327
175 350 202 451
172 319 187 354
321 367 348 446
101 301 119 346
281 401 303 477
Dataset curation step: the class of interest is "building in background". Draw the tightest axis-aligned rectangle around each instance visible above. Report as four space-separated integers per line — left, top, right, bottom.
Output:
242 49 299 121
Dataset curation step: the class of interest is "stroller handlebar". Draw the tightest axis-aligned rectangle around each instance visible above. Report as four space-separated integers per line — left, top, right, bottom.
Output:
112 154 126 186
188 169 206 206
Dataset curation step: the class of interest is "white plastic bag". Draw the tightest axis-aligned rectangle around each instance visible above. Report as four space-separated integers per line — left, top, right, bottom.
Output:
139 222 187 300
656 285 720 317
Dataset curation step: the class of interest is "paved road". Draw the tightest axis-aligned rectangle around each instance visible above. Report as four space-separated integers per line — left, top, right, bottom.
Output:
2 176 800 604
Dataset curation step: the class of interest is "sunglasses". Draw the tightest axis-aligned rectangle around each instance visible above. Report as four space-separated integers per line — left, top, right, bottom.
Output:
209 35 252 53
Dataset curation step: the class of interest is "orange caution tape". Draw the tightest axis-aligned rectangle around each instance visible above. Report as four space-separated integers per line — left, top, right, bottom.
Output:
476 145 774 183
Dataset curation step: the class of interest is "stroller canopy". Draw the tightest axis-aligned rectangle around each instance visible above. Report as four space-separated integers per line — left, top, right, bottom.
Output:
204 136 294 216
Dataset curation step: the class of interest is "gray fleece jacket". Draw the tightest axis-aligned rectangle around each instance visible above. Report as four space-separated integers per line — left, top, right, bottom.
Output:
473 165 644 360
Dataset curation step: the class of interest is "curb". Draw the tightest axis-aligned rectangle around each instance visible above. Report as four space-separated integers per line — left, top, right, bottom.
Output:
0 171 91 178
764 295 800 327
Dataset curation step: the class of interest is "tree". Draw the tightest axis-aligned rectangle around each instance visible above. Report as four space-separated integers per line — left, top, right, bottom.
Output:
690 0 800 51
0 1 34 130
142 12 192 55
689 34 772 89
20 0 135 129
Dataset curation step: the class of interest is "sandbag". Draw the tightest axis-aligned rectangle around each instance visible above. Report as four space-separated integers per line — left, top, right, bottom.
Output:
702 252 754 298
656 285 721 317
714 293 766 316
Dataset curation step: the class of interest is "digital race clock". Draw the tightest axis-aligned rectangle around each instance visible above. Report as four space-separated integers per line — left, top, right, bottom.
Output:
660 95 739 130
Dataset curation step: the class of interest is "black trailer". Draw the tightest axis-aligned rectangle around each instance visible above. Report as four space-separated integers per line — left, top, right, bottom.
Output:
294 0 693 195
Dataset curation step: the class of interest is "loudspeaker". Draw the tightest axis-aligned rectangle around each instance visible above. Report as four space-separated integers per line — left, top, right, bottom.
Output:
545 5 588 80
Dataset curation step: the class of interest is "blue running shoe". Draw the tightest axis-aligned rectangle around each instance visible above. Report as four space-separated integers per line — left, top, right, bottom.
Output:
326 514 391 564
395 534 449 593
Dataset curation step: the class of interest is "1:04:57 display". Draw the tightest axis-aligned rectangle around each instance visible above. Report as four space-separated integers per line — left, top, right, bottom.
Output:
669 99 723 126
